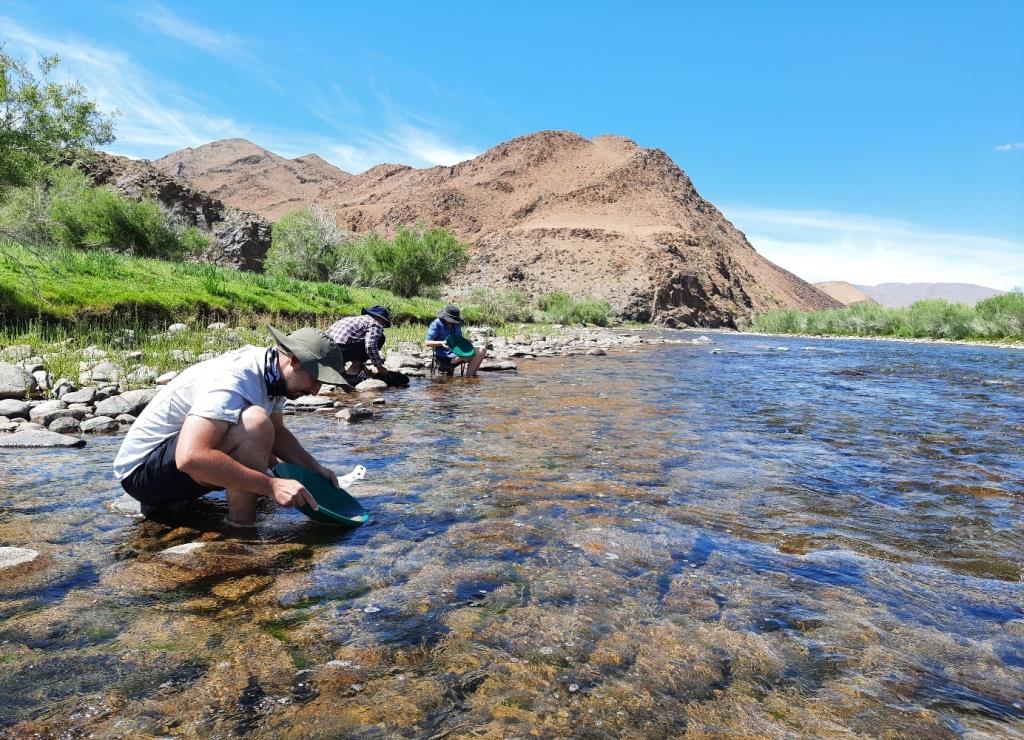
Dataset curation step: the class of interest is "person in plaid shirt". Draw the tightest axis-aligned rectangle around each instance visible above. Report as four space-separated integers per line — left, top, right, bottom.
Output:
325 305 391 382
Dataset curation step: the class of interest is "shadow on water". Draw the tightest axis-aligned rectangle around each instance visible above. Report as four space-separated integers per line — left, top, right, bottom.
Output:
1 332 1023 735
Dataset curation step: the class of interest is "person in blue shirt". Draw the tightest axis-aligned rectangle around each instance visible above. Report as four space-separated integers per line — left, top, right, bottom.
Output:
424 304 487 377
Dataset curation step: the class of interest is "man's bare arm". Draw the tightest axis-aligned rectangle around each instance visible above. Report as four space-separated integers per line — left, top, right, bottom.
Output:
176 415 274 496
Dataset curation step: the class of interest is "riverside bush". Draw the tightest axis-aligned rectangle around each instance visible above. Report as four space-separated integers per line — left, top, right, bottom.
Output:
537 291 612 326
465 287 534 324
750 291 1024 342
1 168 209 259
265 204 354 282
348 225 469 297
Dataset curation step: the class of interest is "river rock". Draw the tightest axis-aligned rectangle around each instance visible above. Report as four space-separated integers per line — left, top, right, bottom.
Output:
0 429 86 448
0 546 39 571
0 417 18 432
34 408 86 427
81 361 124 385
336 405 373 422
80 416 119 433
356 378 388 391
52 378 76 398
126 365 158 385
0 362 35 399
29 399 67 422
195 352 215 363
95 385 119 401
587 347 608 356
169 349 193 363
0 345 32 362
286 395 335 410
168 323 187 333
116 413 137 425
479 359 518 371
22 357 45 373
0 399 30 419
108 493 143 517
95 387 158 417
17 422 43 431
62 387 97 404
81 346 108 359
385 353 424 370
48 417 81 434
208 322 228 330
156 371 179 385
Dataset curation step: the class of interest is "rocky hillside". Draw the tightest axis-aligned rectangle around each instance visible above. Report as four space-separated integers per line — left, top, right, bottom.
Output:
814 281 876 306
155 131 840 326
79 152 271 271
155 138 351 220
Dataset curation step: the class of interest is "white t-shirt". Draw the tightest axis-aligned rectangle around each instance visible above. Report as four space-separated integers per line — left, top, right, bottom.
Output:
112 345 286 480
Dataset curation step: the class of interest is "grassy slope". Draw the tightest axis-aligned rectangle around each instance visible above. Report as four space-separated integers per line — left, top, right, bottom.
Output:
0 244 443 326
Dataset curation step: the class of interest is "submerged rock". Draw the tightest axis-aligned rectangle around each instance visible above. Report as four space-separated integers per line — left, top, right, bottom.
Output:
355 379 388 391
0 429 86 448
336 405 373 422
0 546 39 571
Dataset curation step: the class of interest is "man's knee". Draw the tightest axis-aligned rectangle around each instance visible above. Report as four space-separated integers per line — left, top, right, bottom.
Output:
221 406 274 455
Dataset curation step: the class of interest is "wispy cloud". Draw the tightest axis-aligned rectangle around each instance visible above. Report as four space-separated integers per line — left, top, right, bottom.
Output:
0 18 478 172
722 205 1024 291
134 3 245 59
1 17 248 156
994 141 1024 152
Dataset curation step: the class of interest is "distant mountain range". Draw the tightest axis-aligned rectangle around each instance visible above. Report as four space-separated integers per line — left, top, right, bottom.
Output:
815 281 1004 308
154 132 840 326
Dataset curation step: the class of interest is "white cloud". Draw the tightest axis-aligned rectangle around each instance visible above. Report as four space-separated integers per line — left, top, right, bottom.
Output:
134 3 245 59
722 205 1024 291
994 142 1024 152
0 18 478 172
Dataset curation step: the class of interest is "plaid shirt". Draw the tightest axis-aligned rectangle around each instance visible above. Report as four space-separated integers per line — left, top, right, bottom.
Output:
326 315 386 366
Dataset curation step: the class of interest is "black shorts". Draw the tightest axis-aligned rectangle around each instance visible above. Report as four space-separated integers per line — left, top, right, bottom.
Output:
338 335 385 363
120 432 218 509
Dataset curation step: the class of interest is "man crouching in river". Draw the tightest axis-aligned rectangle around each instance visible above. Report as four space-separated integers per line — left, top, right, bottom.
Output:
112 326 348 525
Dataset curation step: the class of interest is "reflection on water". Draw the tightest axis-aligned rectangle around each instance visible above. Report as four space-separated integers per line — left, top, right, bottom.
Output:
1 333 1022 736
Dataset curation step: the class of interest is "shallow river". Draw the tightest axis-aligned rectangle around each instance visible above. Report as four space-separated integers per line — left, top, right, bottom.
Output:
1 332 1023 737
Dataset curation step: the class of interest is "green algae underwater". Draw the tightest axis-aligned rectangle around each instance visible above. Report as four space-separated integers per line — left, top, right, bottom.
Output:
1 332 1022 737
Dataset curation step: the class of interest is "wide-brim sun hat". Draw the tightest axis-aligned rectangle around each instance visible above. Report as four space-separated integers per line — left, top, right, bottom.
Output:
268 326 348 386
438 304 463 324
361 305 392 327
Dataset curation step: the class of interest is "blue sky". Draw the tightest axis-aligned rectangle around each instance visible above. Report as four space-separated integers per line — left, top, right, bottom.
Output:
3 1 1022 288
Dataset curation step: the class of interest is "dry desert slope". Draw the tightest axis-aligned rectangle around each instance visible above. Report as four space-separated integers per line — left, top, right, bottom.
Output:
155 131 840 326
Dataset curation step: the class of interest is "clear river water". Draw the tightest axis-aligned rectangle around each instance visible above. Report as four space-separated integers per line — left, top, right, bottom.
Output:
1 331 1022 737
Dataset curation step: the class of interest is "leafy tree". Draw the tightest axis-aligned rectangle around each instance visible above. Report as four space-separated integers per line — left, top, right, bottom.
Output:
265 204 354 281
0 47 115 194
349 224 470 297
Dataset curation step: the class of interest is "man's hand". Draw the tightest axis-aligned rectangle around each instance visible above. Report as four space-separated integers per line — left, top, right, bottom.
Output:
316 464 340 489
270 477 319 510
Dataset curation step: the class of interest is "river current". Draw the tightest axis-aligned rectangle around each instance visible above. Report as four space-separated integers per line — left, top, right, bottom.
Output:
1 332 1022 737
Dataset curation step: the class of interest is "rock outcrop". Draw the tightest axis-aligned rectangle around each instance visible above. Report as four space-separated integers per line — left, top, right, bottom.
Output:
155 132 840 326
78 151 271 271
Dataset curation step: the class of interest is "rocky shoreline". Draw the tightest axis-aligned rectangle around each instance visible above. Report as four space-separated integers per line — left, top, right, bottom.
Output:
735 328 1024 351
0 324 710 449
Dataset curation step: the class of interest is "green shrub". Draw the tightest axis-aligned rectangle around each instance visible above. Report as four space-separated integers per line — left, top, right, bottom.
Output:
537 291 612 326
265 204 353 282
466 287 534 324
348 224 470 297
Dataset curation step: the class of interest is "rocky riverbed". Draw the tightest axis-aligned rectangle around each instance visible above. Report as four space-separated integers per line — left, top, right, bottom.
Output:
0 324 711 448
1 331 1022 736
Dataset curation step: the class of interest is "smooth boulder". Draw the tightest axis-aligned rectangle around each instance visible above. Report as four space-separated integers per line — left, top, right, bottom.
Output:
0 429 86 448
0 362 35 399
95 388 159 417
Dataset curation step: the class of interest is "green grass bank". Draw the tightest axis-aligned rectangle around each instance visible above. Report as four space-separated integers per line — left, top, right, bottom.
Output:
747 295 1024 344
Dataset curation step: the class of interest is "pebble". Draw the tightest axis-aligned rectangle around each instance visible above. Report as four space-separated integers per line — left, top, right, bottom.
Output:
363 605 381 613
0 546 39 570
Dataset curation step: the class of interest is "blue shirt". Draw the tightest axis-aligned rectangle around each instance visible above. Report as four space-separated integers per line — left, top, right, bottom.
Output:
426 318 462 361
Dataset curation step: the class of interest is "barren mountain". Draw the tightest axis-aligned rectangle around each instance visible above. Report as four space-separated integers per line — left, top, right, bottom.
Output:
155 139 351 220
853 283 1004 308
814 281 876 306
155 131 840 326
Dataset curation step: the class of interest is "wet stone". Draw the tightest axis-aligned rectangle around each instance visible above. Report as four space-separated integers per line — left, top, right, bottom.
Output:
95 388 158 417
336 405 374 422
108 493 143 517
61 387 97 404
156 371 179 385
0 546 39 571
586 347 608 356
48 417 81 434
0 429 86 448
356 379 388 391
286 395 335 410
0 399 29 419
116 413 137 425
80 416 119 433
